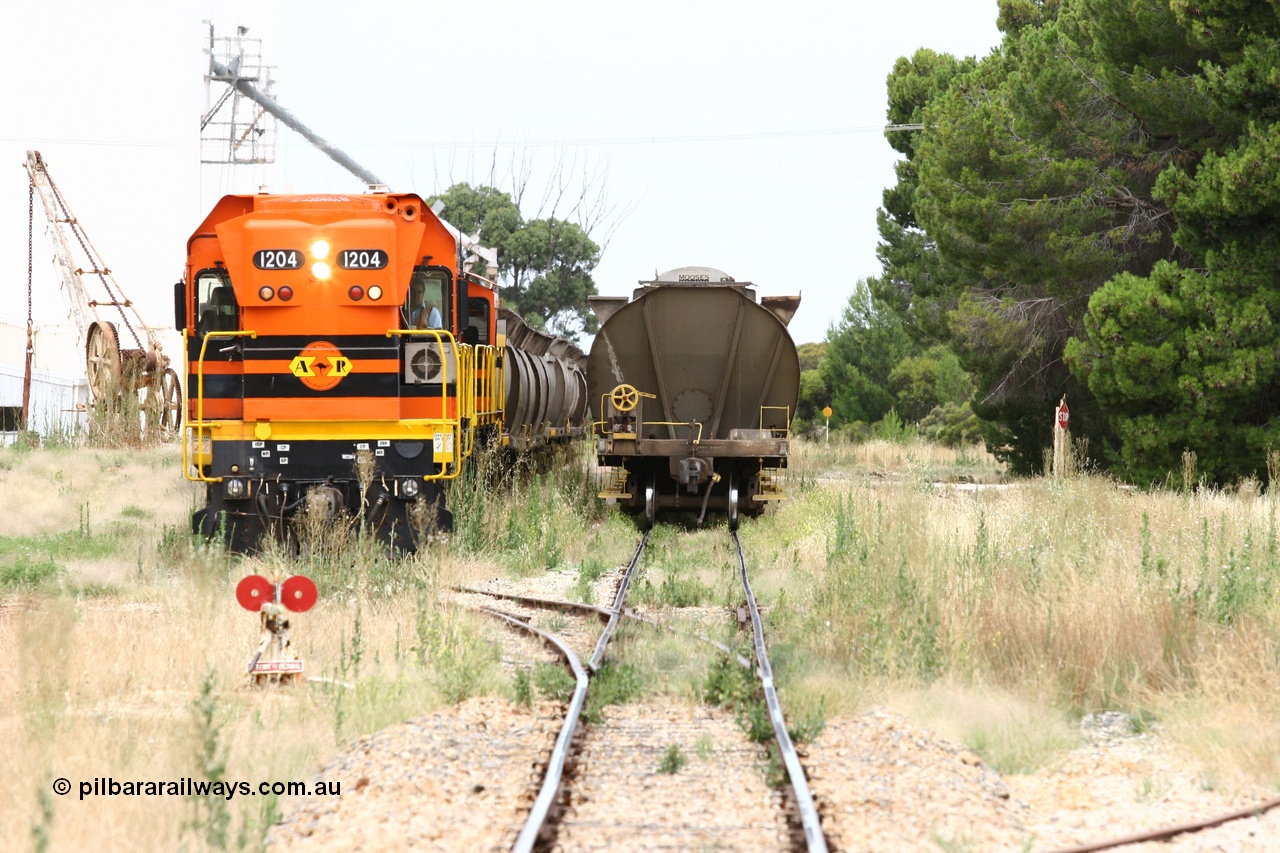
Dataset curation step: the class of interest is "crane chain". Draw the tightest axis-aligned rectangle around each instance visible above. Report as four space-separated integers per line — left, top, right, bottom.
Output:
27 184 34 341
23 183 34 432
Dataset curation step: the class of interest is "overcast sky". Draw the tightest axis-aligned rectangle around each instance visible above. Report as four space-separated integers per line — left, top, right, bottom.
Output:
1 1 1002 348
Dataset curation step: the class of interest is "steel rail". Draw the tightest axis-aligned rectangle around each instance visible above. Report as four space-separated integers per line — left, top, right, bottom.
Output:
479 607 589 853
1045 792 1280 853
587 529 650 672
454 585 611 621
455 584 752 669
732 530 829 853
490 531 650 851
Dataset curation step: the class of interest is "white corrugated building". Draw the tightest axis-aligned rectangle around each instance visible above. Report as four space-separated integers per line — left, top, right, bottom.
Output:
0 313 89 441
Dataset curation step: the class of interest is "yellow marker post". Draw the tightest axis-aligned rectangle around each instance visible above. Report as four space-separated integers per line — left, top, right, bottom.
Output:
822 406 832 445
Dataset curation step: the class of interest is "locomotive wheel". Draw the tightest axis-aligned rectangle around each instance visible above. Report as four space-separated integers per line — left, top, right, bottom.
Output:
727 472 740 531
159 367 182 437
85 322 121 402
644 474 656 529
610 383 640 413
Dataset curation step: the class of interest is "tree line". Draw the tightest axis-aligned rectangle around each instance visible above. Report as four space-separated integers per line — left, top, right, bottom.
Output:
808 0 1280 485
427 182 604 341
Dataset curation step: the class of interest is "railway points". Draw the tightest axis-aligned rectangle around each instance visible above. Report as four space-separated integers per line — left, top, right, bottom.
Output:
470 524 828 852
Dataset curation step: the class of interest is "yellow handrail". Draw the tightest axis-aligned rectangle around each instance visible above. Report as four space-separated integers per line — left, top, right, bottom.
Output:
182 327 481 489
386 329 475 483
760 405 791 438
183 329 257 484
386 328 459 422
640 421 705 445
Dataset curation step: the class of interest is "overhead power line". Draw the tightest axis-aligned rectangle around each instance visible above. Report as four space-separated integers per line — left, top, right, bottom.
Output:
2 124 928 151
0 136 196 148
364 125 929 149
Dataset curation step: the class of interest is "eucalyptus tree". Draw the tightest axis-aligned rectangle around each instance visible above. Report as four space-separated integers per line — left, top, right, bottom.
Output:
427 174 612 342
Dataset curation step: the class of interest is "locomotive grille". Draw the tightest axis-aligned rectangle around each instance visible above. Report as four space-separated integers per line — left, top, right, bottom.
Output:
404 342 455 384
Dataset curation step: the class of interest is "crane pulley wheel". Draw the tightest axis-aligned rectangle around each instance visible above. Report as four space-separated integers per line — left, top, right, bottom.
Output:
610 384 641 413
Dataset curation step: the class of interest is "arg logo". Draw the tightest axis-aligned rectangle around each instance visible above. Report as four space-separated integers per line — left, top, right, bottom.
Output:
289 341 353 391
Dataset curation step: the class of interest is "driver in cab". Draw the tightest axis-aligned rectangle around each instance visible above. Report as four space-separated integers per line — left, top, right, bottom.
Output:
405 278 442 330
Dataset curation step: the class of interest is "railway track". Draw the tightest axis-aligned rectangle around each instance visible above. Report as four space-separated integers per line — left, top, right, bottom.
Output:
477 526 828 852
730 530 827 852
264 523 1280 853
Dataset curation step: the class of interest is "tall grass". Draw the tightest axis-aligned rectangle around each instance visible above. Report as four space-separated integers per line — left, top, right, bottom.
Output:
627 524 724 609
787 432 1004 486
0 442 535 851
5 431 1280 852
749 439 1280 783
449 438 610 575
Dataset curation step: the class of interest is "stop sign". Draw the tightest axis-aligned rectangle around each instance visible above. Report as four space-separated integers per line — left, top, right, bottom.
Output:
1057 403 1069 430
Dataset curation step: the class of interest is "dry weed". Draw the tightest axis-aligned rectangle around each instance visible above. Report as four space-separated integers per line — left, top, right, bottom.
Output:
752 439 1280 779
0 445 521 851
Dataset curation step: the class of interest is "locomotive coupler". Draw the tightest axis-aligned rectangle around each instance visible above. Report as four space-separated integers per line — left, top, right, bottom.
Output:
677 456 713 492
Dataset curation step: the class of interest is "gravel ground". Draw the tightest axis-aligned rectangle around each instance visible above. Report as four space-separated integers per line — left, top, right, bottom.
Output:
267 566 1280 852
1007 715 1280 853
554 700 789 852
810 708 1280 853
266 696 562 852
807 709 1024 851
267 699 1280 853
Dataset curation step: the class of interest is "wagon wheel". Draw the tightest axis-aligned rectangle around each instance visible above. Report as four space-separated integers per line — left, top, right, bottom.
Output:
85 322 120 402
158 367 182 437
610 383 640 413
644 473 657 530
726 472 740 532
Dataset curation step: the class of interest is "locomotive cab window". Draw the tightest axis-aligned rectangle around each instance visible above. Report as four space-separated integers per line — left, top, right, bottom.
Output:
466 296 490 345
196 271 238 337
404 267 451 331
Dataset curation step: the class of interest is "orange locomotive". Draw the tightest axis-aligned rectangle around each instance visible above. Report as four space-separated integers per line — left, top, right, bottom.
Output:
176 190 585 553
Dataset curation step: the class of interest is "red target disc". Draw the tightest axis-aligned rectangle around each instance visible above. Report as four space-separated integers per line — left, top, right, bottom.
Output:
280 575 318 613
235 574 275 612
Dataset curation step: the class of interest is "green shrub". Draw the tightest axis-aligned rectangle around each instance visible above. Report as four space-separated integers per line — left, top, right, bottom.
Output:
658 743 686 774
584 661 642 723
533 662 575 702
917 402 984 447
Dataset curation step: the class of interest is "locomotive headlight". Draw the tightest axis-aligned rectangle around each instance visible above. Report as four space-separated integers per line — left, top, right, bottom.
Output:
368 285 383 301
224 478 247 499
312 261 332 281
400 477 421 499
310 239 331 260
